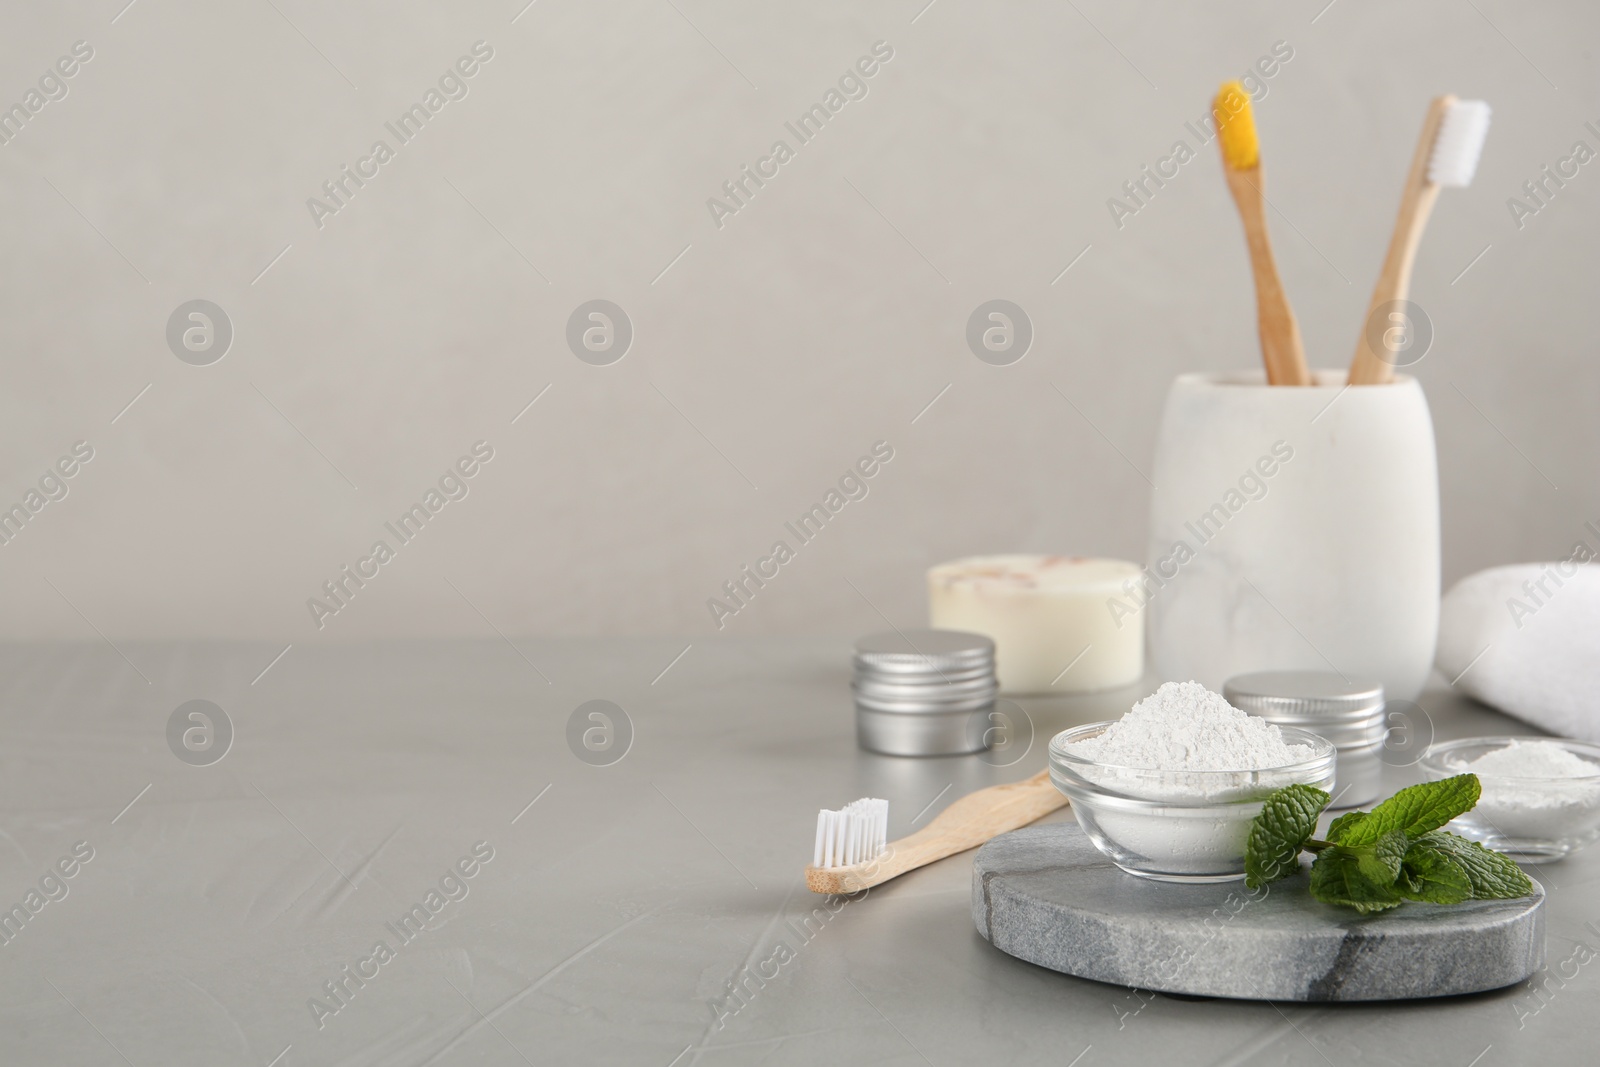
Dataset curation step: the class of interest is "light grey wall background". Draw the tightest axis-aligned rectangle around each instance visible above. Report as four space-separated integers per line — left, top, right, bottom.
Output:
1 0 1596 644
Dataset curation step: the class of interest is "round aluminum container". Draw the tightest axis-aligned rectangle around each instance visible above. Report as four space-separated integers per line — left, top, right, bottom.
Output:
1224 671 1386 808
852 629 997 756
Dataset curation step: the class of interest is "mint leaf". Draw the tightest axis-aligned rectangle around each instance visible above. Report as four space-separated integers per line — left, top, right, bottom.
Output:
1412 830 1535 900
1325 810 1367 844
1335 775 1481 846
1254 776 1529 914
1308 847 1404 913
1398 842 1473 904
1351 830 1410 887
1245 784 1330 889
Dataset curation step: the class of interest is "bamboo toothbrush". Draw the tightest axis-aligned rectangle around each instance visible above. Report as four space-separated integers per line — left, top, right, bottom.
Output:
1347 96 1491 385
805 770 1067 895
1215 81 1312 387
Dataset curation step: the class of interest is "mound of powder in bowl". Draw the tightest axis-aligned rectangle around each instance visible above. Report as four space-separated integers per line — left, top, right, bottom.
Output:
1459 740 1600 840
1071 680 1314 770
1466 739 1596 779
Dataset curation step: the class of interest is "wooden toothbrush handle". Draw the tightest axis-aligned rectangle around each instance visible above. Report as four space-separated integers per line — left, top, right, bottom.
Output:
804 769 1068 895
1224 167 1312 386
1349 96 1453 386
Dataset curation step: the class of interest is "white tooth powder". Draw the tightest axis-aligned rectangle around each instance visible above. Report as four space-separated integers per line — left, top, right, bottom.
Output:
1060 682 1327 875
1070 680 1314 778
1457 740 1600 842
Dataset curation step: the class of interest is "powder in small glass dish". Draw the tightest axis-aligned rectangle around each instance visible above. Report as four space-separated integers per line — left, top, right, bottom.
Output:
1468 739 1596 779
1069 680 1314 773
1063 680 1320 808
1463 739 1600 840
1051 681 1333 875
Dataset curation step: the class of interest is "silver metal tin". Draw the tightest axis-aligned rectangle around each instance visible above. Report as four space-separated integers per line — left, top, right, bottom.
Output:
853 629 997 756
1224 671 1386 808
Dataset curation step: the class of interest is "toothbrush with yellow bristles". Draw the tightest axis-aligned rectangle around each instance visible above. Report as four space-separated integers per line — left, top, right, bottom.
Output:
1215 81 1312 387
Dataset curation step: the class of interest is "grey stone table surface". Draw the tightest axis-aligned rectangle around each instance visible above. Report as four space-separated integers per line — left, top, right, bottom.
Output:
2 638 1597 1067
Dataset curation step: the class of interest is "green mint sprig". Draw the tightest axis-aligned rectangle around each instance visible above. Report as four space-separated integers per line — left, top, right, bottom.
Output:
1243 773 1534 913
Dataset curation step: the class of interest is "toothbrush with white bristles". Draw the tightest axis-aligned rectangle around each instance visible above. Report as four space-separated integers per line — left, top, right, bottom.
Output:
805 771 1067 895
813 798 888 869
1348 96 1491 385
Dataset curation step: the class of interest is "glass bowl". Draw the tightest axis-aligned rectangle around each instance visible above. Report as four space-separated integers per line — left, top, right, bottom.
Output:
1048 723 1336 883
1420 736 1600 861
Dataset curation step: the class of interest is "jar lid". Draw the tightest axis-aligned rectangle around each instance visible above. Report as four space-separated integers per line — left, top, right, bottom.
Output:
852 676 998 704
852 629 996 714
1223 671 1385 720
853 690 998 714
853 661 994 684
853 629 994 676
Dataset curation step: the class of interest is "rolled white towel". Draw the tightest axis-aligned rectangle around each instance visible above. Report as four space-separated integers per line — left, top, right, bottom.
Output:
1437 562 1600 741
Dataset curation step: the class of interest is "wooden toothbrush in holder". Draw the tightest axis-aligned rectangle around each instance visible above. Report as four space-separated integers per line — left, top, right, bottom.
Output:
1347 95 1491 385
1215 81 1312 387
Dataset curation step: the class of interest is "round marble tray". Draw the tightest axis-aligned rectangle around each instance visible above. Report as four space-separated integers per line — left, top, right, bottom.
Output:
972 823 1545 1002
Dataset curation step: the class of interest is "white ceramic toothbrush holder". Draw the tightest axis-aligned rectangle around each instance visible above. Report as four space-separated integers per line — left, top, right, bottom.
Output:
1142 370 1440 702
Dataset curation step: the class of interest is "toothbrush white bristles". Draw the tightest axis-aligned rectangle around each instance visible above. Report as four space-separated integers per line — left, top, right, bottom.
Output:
1427 99 1491 187
1348 95 1492 385
813 798 888 869
804 771 1068 894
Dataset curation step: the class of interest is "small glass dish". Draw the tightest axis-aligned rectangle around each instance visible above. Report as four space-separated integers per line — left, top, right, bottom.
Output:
1048 723 1336 883
1420 737 1600 861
